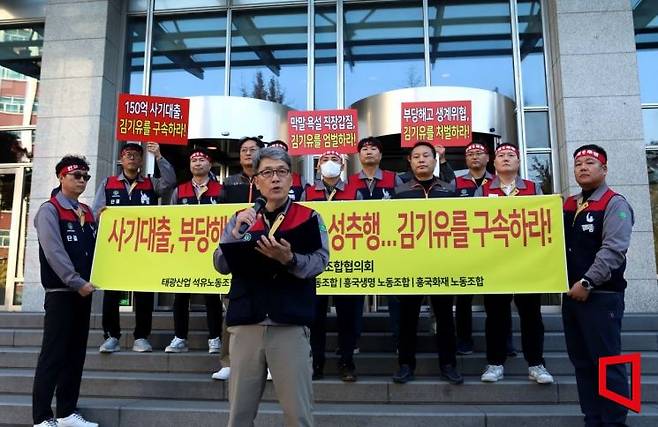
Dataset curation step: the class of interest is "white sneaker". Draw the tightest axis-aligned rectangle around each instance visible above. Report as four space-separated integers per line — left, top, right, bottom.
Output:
57 412 98 427
481 364 504 382
165 337 188 353
267 369 272 381
211 366 230 380
528 364 554 384
99 337 120 353
208 337 221 354
34 419 58 427
132 338 153 352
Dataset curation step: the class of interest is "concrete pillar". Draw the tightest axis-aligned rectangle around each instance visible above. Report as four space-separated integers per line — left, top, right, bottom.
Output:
22 0 126 311
546 0 658 311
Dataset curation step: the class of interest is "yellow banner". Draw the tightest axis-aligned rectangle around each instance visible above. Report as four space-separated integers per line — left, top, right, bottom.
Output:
90 195 568 295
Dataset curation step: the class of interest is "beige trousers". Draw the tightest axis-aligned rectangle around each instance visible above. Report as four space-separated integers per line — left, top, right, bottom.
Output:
227 324 314 427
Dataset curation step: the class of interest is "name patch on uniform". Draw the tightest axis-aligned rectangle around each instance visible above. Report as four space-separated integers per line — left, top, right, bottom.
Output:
581 224 595 233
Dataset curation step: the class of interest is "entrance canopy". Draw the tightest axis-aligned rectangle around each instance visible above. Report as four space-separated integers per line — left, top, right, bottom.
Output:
187 95 291 142
350 86 516 145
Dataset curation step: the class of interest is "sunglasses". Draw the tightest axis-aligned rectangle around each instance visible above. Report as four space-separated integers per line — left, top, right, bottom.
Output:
68 172 91 182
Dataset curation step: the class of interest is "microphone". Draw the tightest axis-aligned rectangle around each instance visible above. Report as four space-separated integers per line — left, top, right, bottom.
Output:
238 197 267 235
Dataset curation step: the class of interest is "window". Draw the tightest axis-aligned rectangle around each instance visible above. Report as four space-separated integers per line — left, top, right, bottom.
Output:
429 0 514 99
315 5 337 109
634 0 658 269
344 1 424 106
230 7 307 109
151 13 227 97
0 25 43 127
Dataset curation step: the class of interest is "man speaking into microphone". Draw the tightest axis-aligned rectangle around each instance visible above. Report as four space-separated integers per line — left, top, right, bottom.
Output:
213 146 329 427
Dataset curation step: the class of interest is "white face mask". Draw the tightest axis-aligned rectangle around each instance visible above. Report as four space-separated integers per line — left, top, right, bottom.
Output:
320 160 342 178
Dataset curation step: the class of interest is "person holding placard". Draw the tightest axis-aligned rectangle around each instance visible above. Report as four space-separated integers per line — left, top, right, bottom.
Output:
93 142 176 354
303 150 360 382
32 156 98 427
475 143 553 384
563 144 634 426
165 148 224 355
392 141 463 386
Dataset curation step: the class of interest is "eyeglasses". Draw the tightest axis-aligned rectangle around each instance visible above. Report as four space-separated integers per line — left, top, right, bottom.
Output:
68 172 91 182
257 168 291 179
122 152 142 160
240 147 258 154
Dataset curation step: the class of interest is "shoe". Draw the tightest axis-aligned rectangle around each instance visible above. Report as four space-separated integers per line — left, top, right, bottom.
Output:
208 337 221 354
481 364 504 382
34 419 58 427
165 337 188 353
528 364 554 384
267 369 273 381
132 338 153 352
312 366 324 380
99 337 120 353
456 340 474 355
339 363 357 382
440 364 464 385
57 412 98 427
392 364 415 384
211 367 230 380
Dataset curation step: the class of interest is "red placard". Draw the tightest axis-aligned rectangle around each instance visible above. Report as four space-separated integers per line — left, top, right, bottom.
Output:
116 93 190 145
288 109 359 155
401 101 472 147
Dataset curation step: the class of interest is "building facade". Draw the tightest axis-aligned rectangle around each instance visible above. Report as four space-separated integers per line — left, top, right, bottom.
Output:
0 0 656 312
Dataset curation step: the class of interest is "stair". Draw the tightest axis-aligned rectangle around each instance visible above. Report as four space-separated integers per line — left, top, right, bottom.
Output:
1 311 657 426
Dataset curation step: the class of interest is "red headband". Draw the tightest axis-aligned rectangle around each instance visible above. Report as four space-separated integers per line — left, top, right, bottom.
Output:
495 145 519 157
270 143 288 151
320 150 342 163
575 149 607 165
59 164 86 177
190 151 210 161
466 143 488 154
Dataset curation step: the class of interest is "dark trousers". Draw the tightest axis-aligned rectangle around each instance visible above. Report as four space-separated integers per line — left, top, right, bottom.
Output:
484 293 544 366
102 290 153 340
173 293 223 339
310 295 329 371
32 292 92 424
310 295 364 370
563 292 629 427
455 294 473 343
398 295 457 370
334 295 364 367
388 295 401 349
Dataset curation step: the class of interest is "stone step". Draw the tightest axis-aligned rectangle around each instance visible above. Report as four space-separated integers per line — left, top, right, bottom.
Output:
2 347 658 376
3 311 658 332
1 395 657 427
0 368 656 404
3 327 657 352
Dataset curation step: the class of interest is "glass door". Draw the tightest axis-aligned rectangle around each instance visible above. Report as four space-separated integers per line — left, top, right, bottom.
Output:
0 166 30 310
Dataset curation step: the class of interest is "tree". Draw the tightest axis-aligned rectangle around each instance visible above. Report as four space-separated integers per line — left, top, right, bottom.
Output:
241 71 286 104
529 156 552 195
405 66 422 88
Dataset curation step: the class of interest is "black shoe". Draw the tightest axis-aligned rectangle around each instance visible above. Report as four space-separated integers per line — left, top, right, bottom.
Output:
312 366 324 380
392 364 415 384
456 340 474 355
440 364 464 385
339 363 357 382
